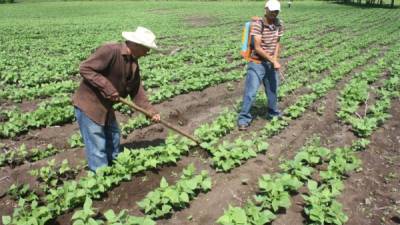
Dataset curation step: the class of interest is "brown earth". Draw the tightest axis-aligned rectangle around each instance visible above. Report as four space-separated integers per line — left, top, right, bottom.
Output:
340 100 400 225
0 24 398 225
0 77 246 221
13 58 394 225
185 16 215 28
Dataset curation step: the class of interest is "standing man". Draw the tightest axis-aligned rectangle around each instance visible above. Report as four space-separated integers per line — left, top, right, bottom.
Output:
73 26 161 172
237 0 284 131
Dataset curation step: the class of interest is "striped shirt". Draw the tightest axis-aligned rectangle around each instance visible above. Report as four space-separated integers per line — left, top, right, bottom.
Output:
250 18 284 61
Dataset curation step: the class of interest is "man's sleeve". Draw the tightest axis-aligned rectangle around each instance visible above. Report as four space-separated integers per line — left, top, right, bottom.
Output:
79 45 118 99
250 21 262 36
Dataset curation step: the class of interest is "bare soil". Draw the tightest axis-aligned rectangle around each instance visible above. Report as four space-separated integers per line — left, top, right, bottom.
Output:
340 100 400 225
0 41 398 225
184 16 215 27
1 70 398 225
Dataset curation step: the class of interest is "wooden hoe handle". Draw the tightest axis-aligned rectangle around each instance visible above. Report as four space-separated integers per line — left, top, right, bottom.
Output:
119 98 200 145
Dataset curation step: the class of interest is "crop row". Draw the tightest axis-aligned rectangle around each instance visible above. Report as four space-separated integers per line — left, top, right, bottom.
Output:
2 101 244 224
0 144 61 168
337 44 400 137
137 164 211 219
217 138 363 225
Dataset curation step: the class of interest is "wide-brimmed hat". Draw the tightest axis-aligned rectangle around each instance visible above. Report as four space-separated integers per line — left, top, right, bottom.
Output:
265 0 281 11
122 26 158 50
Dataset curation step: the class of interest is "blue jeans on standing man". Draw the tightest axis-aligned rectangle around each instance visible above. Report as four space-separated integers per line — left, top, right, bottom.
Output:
75 107 120 172
238 61 280 126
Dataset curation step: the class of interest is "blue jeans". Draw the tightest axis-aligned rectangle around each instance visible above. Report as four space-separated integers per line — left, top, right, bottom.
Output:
238 61 280 126
75 107 120 172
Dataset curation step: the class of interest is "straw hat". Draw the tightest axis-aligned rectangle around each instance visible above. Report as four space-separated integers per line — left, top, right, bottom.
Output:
122 26 158 50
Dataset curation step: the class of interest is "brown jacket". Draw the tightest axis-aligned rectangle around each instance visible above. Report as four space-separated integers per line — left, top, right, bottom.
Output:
72 42 157 125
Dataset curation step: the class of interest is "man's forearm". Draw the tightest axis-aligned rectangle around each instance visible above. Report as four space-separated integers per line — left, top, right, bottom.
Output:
273 43 281 61
133 83 158 116
255 46 276 63
80 65 118 99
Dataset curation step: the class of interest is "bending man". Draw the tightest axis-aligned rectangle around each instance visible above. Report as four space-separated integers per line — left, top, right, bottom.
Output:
73 27 161 171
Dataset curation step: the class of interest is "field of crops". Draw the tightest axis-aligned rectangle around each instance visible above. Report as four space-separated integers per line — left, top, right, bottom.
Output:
0 1 399 225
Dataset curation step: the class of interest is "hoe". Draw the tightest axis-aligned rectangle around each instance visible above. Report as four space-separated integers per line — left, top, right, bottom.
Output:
119 98 200 145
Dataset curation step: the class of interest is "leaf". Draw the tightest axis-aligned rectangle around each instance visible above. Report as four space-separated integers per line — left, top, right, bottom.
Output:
88 218 101 225
137 199 150 213
72 220 85 225
259 209 277 223
231 207 248 223
72 210 86 220
186 179 198 190
307 180 318 192
2 216 11 225
216 214 231 225
86 178 97 188
146 159 158 168
142 218 156 225
183 163 195 177
164 188 180 204
161 204 172 215
83 197 95 215
201 177 212 190
160 177 169 189
104 209 116 222
257 141 269 151
179 192 190 203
